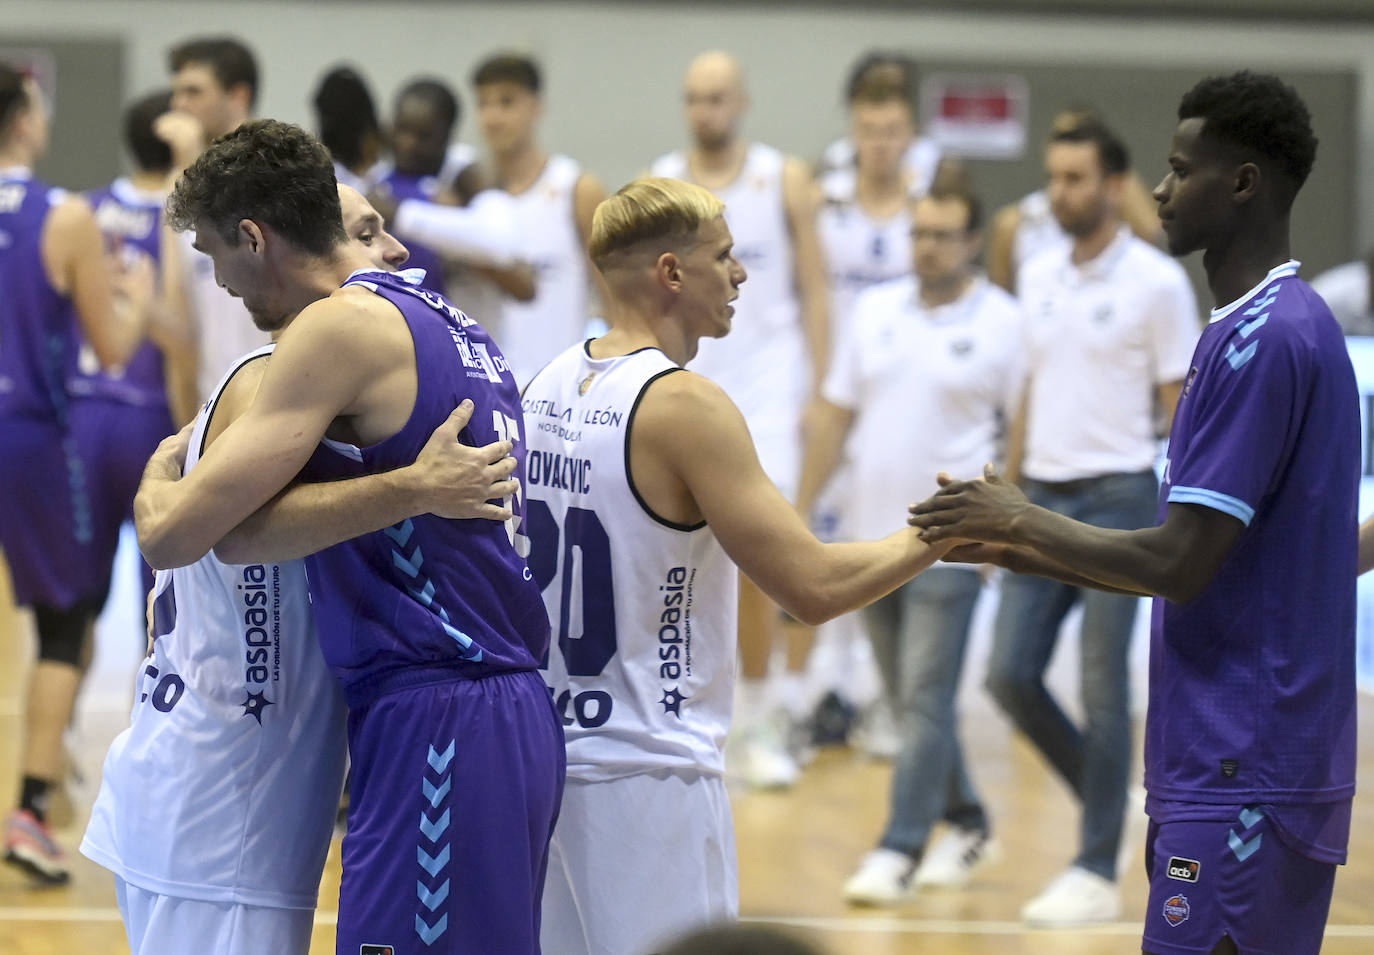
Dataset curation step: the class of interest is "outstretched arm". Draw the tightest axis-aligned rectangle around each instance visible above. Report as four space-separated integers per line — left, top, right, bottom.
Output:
910 466 1245 603
639 373 951 626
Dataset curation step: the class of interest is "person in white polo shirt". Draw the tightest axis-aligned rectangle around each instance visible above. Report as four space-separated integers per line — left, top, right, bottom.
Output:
800 182 1024 904
993 120 1199 926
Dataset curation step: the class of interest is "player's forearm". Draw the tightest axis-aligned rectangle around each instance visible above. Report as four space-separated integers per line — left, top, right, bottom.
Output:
215 471 425 564
785 531 953 625
135 452 213 570
1007 506 1189 601
990 543 1151 597
800 294 830 389
395 198 522 267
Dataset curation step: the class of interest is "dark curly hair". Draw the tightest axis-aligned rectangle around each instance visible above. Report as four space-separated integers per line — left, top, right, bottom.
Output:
1178 71 1316 193
313 65 380 169
165 119 345 257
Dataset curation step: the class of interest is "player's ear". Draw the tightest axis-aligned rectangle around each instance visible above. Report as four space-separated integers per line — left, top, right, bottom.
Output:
237 218 266 254
1233 162 1260 203
657 251 683 291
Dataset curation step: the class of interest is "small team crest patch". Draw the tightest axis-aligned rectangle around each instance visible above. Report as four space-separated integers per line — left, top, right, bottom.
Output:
360 945 395 955
1167 856 1201 883
578 372 597 396
1162 894 1191 927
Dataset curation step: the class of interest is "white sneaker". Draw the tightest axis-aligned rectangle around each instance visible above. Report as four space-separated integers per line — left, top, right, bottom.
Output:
730 719 801 790
914 828 1000 889
1020 866 1121 927
853 700 901 760
843 848 918 906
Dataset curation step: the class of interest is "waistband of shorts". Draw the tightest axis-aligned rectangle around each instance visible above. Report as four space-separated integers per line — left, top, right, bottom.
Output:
1023 469 1156 496
344 663 536 709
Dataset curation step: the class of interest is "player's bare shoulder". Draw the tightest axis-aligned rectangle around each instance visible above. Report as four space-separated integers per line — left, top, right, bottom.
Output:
634 367 749 453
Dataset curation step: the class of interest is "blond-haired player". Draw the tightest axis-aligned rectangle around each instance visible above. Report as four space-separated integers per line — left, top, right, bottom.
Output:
527 177 947 954
650 53 831 787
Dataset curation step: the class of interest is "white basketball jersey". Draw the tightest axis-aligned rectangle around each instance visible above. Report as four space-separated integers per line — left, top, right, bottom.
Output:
524 344 738 782
817 168 913 334
650 144 807 421
498 154 592 387
81 345 348 910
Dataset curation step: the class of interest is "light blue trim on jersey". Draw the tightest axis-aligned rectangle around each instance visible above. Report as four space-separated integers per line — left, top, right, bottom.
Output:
416 739 454 946
1168 485 1255 526
1210 261 1299 323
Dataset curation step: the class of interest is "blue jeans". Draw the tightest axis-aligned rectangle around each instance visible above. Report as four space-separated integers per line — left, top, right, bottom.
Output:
865 566 988 858
985 470 1158 881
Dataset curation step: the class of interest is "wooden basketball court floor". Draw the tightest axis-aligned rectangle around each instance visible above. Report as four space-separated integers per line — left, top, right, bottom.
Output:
1 544 1372 955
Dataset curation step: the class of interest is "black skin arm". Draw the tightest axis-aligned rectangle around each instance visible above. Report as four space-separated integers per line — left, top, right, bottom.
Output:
910 467 1247 604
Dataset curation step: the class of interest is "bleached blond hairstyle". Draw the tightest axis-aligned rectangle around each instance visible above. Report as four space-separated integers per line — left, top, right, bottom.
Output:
588 177 725 272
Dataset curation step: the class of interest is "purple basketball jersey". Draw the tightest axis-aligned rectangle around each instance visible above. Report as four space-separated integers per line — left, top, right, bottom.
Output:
300 269 549 707
1150 262 1357 818
0 170 80 420
67 178 168 409
377 169 448 296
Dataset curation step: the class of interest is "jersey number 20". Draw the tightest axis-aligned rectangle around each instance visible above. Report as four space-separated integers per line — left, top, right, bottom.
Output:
525 499 617 677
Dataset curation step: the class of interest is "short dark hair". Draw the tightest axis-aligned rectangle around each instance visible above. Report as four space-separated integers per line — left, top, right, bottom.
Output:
472 54 542 94
1177 70 1316 193
844 51 918 108
923 182 984 233
396 77 460 132
1048 120 1130 176
0 63 31 143
165 119 345 257
168 37 259 108
124 89 174 174
314 65 380 169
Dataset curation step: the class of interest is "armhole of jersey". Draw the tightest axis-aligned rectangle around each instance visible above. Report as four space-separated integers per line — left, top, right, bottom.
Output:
196 353 271 460
624 366 707 533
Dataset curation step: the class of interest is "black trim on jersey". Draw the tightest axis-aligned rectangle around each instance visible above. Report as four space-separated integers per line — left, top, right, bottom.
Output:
580 339 665 360
196 351 273 461
624 366 708 532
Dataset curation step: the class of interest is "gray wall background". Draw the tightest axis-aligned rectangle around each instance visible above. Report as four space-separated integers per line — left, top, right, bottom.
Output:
8 0 1373 290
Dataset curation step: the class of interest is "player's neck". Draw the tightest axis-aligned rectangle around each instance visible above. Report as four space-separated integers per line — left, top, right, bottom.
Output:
494 144 547 195
855 167 908 216
688 140 746 189
0 143 34 171
919 270 973 309
1202 219 1292 308
1070 215 1121 266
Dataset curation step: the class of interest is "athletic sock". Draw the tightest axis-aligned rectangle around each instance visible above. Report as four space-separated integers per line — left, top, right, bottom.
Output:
19 776 51 824
737 677 769 729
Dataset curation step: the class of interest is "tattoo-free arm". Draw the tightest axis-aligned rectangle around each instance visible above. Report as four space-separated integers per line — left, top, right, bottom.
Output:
910 467 1245 603
783 159 831 388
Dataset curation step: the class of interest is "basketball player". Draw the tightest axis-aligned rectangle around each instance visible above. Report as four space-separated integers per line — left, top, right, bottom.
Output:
312 65 387 193
815 51 951 197
651 52 831 787
83 182 516 955
133 121 562 954
68 90 194 628
0 65 153 883
529 177 950 955
367 75 535 322
157 35 269 402
808 74 924 756
474 53 606 386
912 72 1353 955
985 107 1164 294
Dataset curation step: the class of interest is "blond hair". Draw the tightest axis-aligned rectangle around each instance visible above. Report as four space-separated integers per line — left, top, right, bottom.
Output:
589 177 725 271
